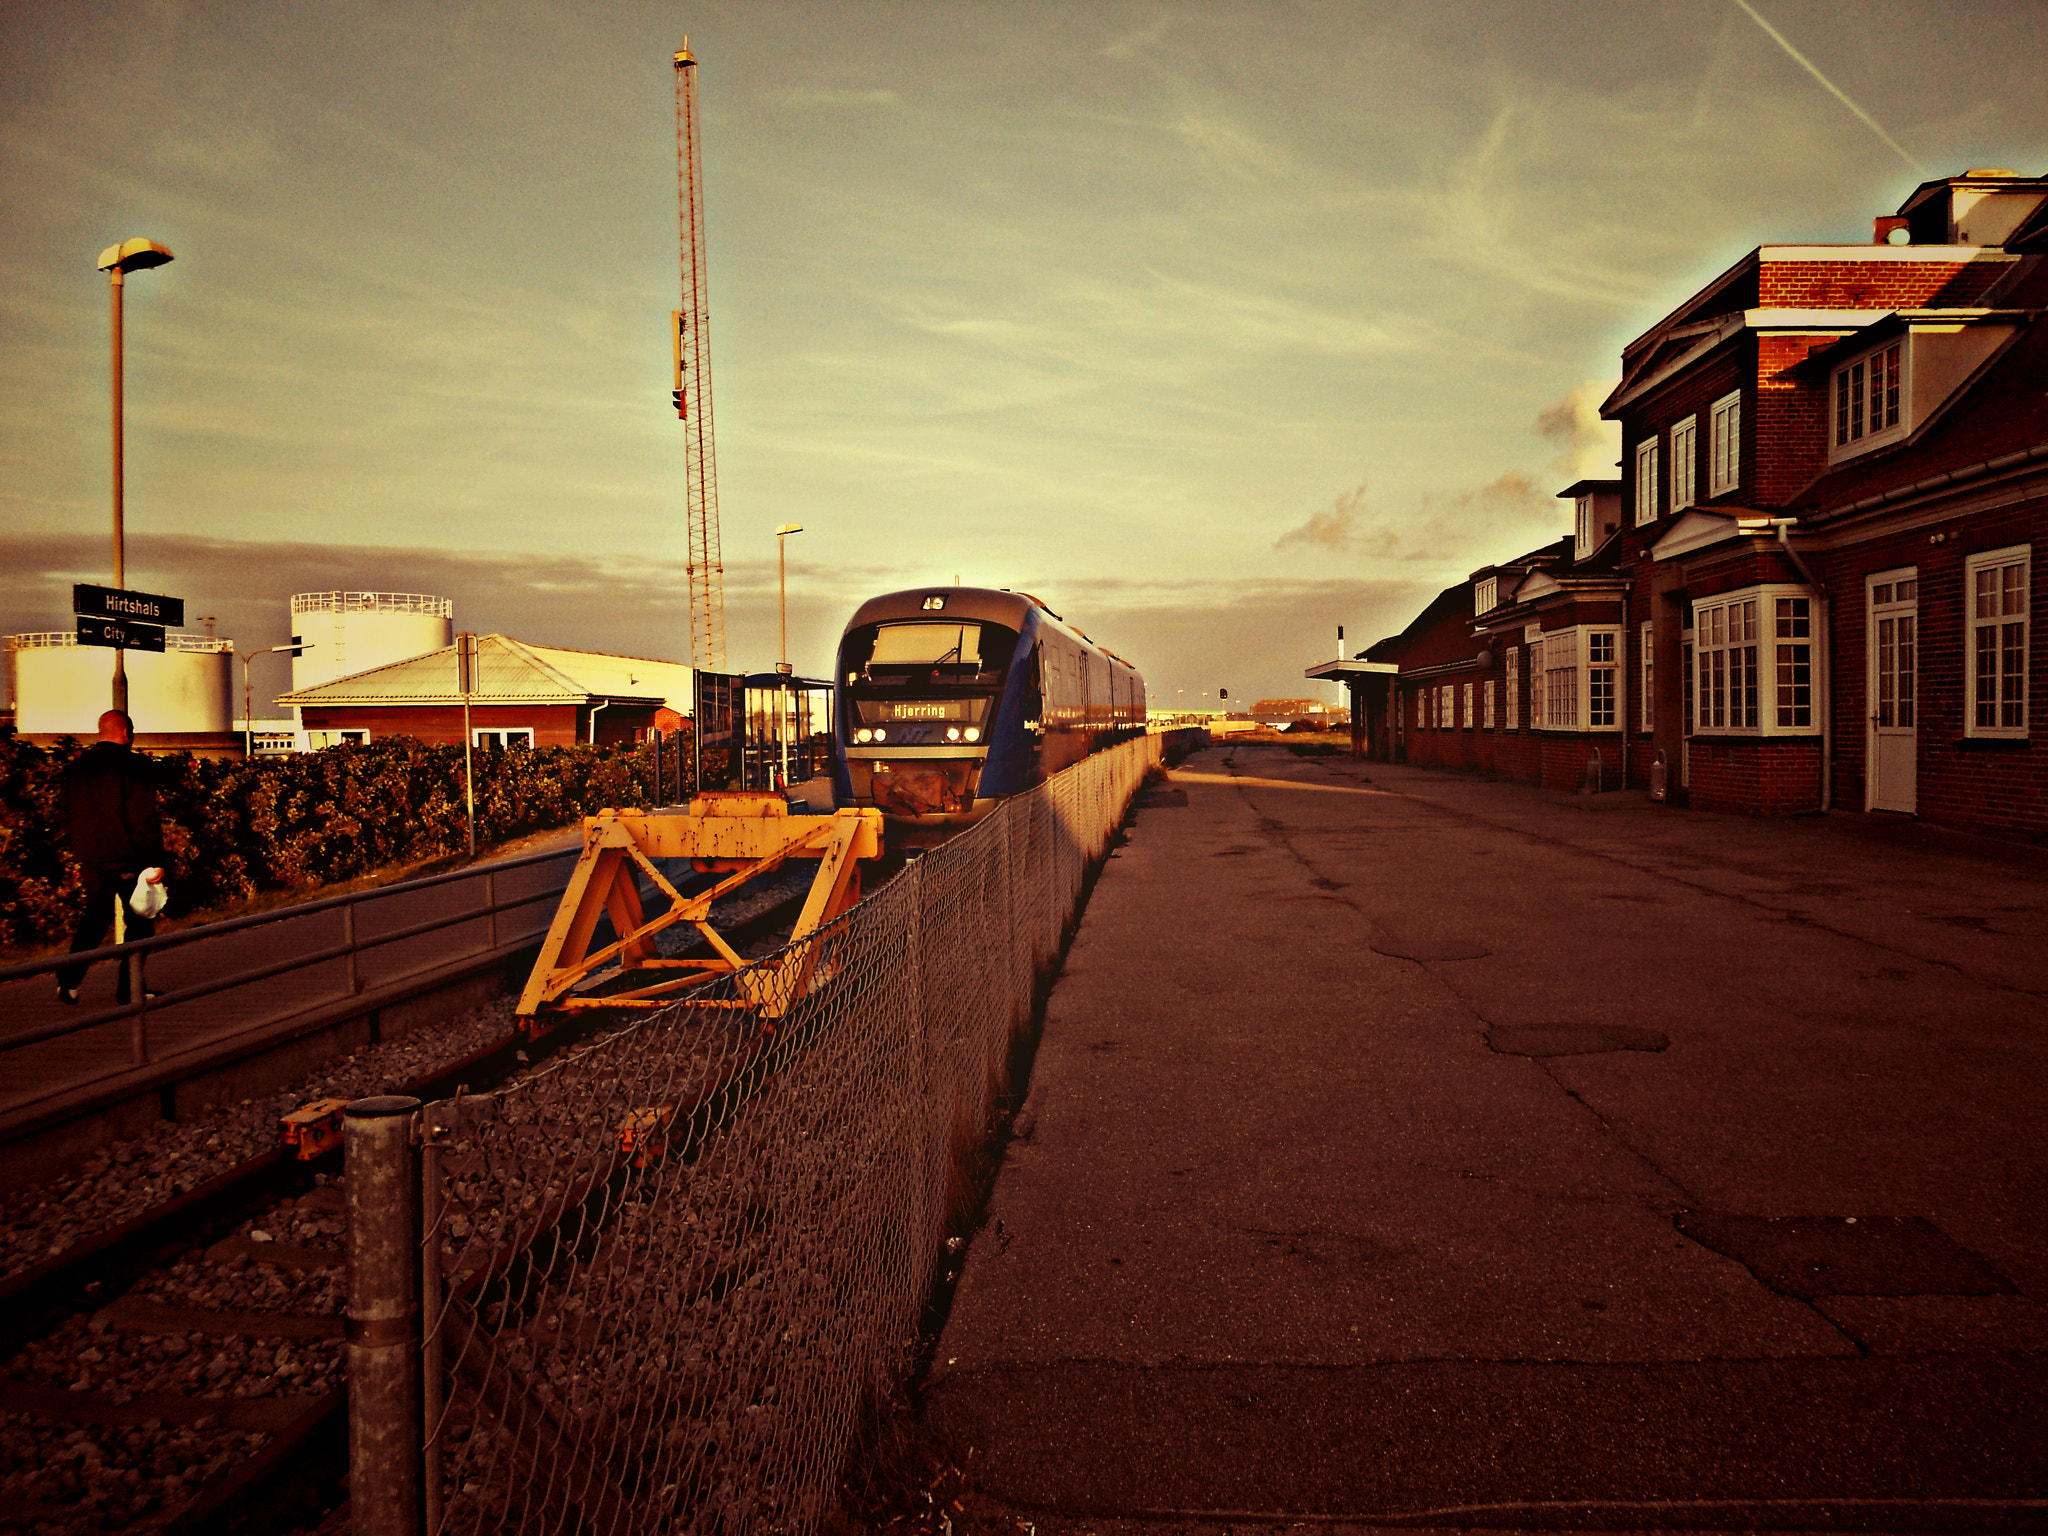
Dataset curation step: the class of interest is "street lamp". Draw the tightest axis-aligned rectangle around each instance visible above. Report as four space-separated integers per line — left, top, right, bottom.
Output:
96 237 174 713
240 643 308 760
774 524 803 789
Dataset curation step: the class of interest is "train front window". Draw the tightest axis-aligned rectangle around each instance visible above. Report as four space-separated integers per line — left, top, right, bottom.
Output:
841 621 1019 681
870 623 981 668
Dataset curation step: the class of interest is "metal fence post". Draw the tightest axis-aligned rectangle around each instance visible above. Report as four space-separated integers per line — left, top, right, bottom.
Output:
343 901 360 996
346 1095 425 1536
483 869 497 953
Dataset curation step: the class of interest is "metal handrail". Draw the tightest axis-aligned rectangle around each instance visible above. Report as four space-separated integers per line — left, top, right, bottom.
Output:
0 879 568 1054
0 843 578 985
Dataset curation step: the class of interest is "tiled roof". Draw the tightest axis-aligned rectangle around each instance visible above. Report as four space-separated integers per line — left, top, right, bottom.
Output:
277 635 692 707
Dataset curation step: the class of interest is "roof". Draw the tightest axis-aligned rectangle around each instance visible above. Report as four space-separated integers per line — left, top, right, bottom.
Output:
277 634 693 708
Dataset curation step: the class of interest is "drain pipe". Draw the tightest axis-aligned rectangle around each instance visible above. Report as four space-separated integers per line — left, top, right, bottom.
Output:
1772 519 1831 812
587 698 610 746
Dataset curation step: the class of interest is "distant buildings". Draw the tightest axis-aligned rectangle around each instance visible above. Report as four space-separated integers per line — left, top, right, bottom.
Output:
1328 169 2048 843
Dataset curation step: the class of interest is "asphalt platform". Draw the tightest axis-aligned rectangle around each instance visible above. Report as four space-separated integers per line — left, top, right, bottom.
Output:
926 742 2048 1532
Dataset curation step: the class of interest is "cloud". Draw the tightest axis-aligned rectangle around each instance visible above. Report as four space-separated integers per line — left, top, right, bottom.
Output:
1276 483 1368 551
765 88 901 109
1535 379 1623 480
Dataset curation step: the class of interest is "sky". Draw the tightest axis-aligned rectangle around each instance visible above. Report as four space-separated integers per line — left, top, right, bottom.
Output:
3 0 2044 711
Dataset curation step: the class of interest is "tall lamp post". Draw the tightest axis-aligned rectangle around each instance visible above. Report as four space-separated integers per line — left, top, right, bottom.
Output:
774 524 803 788
96 237 175 713
240 643 308 760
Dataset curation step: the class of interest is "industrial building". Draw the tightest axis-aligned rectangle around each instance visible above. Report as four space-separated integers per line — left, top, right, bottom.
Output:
1319 169 2048 844
3 630 239 756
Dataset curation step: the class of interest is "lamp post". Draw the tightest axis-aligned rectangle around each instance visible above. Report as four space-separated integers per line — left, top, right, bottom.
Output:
96 237 174 713
240 643 309 760
774 524 803 789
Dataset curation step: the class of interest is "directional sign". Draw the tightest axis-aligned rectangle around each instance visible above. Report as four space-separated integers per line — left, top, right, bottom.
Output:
74 583 184 628
76 616 167 653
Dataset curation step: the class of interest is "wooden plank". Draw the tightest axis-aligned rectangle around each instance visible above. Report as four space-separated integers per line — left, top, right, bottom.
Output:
0 1379 323 1431
94 1295 342 1340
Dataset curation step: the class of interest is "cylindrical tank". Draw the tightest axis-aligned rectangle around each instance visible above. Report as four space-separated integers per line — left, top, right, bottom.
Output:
6 632 234 735
290 593 454 690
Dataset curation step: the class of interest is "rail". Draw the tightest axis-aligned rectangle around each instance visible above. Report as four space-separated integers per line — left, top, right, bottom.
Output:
0 843 580 1116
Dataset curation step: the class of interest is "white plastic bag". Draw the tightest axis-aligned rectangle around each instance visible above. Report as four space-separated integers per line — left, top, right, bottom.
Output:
129 867 167 919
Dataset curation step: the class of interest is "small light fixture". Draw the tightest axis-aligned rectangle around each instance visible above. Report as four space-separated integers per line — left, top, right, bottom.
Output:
922 594 946 611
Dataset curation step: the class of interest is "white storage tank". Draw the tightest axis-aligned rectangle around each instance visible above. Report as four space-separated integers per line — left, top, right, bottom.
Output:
6 631 234 735
290 592 454 689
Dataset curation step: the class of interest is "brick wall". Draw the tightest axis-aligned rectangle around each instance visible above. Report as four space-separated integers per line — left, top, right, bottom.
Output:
1755 257 2009 309
1686 736 1824 815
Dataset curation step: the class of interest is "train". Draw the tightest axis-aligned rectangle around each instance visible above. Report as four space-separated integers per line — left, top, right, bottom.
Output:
830 587 1146 826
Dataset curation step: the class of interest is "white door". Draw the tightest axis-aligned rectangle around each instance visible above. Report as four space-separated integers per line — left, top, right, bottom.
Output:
1867 572 1918 812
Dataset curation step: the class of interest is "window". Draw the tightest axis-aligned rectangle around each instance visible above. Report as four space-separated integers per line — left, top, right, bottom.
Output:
1709 390 1741 496
1691 586 1818 735
1475 576 1498 614
1774 598 1812 728
1461 681 1474 729
1529 639 1546 730
1483 678 1496 730
308 729 369 750
473 728 535 750
1545 631 1579 727
1967 545 2030 737
1640 623 1654 732
1588 631 1617 727
1575 497 1592 555
1669 416 1697 512
1833 340 1904 457
1506 646 1521 731
1634 438 1659 527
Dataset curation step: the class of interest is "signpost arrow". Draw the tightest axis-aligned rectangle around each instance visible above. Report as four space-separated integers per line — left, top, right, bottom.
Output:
76 616 167 653
74 583 184 628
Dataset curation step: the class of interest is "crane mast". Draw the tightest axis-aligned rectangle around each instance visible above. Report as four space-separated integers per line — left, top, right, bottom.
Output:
673 38 726 671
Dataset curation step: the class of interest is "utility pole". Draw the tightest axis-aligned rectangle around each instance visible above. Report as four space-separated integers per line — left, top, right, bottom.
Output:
457 634 478 857
97 237 174 713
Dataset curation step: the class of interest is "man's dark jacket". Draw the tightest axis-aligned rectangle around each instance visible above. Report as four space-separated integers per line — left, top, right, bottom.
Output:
64 742 165 871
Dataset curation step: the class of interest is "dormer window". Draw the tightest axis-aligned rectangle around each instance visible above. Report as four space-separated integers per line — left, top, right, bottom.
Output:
1833 340 1905 459
1475 576 1498 614
1575 496 1592 554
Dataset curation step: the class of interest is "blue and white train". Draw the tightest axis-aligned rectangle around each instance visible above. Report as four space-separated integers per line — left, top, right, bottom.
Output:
830 587 1146 826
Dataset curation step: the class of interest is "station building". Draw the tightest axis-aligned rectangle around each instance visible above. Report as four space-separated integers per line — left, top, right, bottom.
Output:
1329 169 2048 843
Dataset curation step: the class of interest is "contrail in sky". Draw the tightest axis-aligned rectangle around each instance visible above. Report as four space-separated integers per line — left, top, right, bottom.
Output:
1731 0 1924 174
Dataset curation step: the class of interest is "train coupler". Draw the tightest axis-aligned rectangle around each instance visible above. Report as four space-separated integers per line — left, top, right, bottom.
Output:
279 1097 350 1159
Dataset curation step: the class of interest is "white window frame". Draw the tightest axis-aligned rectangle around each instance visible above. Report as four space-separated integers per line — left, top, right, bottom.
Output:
1529 638 1547 730
1475 576 1498 614
1634 438 1660 527
1574 496 1592 556
473 727 536 750
308 728 370 750
1830 338 1908 463
1691 584 1818 736
1461 680 1474 729
1708 389 1741 497
1483 677 1496 730
1966 544 2030 739
1640 622 1655 732
1669 415 1697 512
1506 646 1521 731
1532 625 1625 732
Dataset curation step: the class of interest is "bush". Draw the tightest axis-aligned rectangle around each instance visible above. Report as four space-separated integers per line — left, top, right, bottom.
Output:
0 731 694 953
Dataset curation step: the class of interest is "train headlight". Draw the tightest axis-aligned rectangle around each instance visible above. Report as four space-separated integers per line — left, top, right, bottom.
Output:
873 727 886 743
964 727 980 742
855 728 872 743
946 726 961 741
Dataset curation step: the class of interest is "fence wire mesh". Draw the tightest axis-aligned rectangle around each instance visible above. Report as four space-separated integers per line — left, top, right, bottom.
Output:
410 735 1165 1535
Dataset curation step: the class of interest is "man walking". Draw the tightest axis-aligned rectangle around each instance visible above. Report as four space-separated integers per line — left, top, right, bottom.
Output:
55 709 166 1006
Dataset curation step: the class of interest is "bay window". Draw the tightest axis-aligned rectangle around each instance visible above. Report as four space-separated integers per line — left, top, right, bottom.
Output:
1692 585 1819 735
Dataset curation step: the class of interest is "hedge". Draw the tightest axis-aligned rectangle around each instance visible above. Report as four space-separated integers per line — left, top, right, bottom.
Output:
0 731 694 954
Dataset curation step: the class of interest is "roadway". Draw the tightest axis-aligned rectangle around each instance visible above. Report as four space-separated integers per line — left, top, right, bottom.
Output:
929 742 2048 1530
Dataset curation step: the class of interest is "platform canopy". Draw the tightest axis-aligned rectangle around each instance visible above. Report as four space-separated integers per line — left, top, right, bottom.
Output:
1303 659 1398 683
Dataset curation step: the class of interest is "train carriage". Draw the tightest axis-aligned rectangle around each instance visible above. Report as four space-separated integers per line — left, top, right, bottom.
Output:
831 587 1145 826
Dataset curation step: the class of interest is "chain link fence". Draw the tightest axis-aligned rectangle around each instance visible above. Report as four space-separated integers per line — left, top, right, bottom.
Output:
349 732 1182 1535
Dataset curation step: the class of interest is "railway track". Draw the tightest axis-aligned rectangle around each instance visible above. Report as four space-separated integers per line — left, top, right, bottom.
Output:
0 879 825 1536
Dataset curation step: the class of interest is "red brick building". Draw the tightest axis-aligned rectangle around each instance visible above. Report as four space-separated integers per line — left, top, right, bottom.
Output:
1335 169 2048 842
278 634 693 750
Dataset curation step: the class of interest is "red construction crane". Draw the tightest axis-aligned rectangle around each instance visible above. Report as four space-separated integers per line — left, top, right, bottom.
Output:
673 37 726 671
